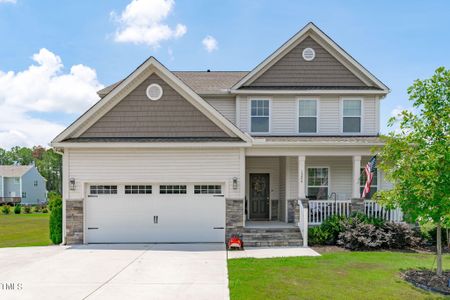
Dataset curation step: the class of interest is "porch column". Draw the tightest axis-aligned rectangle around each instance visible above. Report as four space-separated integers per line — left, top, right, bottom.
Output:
352 155 361 199
298 155 306 199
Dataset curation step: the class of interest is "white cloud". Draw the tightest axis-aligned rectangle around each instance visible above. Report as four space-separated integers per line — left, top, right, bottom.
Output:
202 35 218 53
0 0 16 4
112 0 187 48
0 48 103 148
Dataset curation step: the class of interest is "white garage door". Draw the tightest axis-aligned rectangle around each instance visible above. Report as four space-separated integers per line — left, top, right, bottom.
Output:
85 184 225 243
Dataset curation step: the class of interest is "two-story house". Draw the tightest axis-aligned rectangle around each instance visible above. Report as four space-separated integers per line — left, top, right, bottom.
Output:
51 23 390 246
0 165 47 205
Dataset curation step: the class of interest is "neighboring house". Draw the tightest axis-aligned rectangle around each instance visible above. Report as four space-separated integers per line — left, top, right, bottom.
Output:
52 23 391 246
0 165 47 205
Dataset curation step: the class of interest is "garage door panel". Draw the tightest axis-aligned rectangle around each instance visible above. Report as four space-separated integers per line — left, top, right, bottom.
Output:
85 184 225 243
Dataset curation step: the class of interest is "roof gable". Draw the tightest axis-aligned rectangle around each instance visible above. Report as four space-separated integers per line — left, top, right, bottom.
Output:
0 165 32 177
52 57 252 145
80 73 230 138
232 23 389 92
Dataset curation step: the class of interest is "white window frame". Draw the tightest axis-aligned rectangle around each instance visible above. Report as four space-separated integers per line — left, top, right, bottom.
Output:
340 97 364 134
297 97 319 134
249 97 272 134
360 168 379 199
306 166 330 200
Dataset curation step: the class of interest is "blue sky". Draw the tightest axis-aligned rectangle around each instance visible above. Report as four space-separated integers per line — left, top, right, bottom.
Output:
0 0 449 148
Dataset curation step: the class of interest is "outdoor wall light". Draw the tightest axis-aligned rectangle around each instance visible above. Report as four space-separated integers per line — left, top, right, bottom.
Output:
232 177 238 190
69 178 76 191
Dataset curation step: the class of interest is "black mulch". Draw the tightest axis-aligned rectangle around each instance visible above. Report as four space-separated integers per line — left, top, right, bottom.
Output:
402 269 450 295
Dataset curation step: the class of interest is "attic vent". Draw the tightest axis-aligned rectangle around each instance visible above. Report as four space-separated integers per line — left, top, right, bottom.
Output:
146 84 163 101
302 48 315 61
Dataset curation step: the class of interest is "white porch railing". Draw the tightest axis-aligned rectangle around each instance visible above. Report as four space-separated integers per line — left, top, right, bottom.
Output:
298 200 309 247
308 200 404 225
364 200 403 223
308 200 351 225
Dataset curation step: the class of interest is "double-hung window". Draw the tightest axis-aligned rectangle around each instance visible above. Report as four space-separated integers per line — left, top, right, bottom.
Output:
307 167 329 200
250 99 270 133
342 99 362 133
298 99 318 133
360 168 378 199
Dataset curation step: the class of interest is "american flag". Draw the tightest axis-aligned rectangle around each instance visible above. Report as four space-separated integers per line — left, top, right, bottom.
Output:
361 156 377 198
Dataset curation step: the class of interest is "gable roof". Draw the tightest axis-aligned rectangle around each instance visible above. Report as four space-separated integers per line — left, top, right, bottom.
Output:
98 71 249 97
52 57 252 146
0 165 32 177
231 22 389 93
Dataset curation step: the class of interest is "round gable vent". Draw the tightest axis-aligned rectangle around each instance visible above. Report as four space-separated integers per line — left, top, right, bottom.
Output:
302 47 315 61
146 83 163 101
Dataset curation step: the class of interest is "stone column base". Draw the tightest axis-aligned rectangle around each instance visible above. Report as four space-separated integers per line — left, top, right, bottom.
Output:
66 200 83 244
226 198 244 240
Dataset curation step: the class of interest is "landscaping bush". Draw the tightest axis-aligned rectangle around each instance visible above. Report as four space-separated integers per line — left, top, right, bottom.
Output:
14 204 21 214
34 206 41 213
42 207 48 213
2 205 11 215
337 218 422 250
308 215 345 245
49 196 62 244
23 206 31 214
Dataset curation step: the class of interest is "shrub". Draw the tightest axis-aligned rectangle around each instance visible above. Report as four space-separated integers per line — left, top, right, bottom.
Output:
23 206 31 214
48 193 62 212
308 215 346 245
14 205 21 214
2 205 11 215
34 206 41 213
337 218 422 250
42 207 48 213
337 220 386 250
49 197 62 244
309 226 334 245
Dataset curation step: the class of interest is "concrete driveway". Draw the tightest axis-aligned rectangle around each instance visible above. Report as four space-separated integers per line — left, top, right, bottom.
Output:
0 243 228 300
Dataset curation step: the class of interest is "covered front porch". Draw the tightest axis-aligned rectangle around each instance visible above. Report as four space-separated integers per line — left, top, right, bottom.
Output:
244 154 383 225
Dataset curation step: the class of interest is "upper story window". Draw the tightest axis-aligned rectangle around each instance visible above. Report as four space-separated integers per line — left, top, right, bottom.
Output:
34 180 38 187
342 99 362 133
250 99 270 133
14 178 20 184
298 99 318 133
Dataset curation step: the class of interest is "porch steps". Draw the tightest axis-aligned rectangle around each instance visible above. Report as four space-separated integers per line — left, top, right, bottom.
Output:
242 227 303 247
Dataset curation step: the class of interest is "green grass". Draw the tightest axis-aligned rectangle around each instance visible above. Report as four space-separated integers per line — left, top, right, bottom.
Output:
228 251 450 300
0 213 52 248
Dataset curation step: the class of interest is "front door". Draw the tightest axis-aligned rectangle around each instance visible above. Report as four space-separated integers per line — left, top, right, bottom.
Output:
249 173 270 220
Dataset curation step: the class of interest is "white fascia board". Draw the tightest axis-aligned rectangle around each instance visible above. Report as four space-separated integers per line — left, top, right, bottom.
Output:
230 89 387 95
251 140 384 147
51 142 252 149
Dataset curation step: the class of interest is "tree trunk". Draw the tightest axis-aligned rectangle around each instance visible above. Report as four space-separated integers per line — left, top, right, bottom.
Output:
436 223 442 276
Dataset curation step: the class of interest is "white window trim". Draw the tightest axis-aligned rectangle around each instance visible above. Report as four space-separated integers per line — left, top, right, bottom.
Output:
296 97 320 134
306 166 330 199
340 97 364 134
248 97 272 135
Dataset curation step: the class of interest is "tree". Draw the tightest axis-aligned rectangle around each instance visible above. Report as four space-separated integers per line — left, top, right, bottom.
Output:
377 67 450 276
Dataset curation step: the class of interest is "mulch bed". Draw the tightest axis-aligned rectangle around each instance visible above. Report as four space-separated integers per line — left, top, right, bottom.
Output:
401 269 450 295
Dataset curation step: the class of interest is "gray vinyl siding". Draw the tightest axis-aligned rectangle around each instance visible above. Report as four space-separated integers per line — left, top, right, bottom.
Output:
204 97 236 124
81 74 230 138
4 177 20 198
21 167 47 205
0 176 3 197
248 36 367 87
238 95 379 136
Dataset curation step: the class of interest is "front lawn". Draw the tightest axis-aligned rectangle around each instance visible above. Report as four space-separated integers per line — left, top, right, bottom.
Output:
228 251 450 300
0 213 51 248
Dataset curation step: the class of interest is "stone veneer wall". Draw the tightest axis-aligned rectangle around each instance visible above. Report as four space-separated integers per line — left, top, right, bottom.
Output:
287 199 299 224
271 199 279 221
66 200 83 244
226 198 244 240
